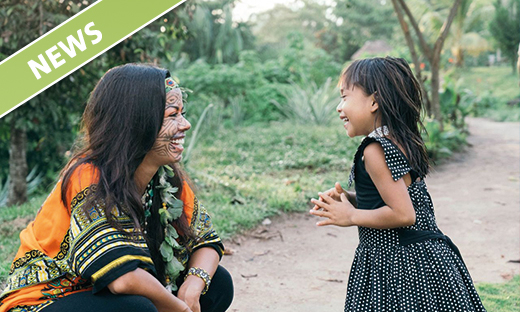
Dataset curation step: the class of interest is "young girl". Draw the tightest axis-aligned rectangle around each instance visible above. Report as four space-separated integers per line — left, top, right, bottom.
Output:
310 57 486 311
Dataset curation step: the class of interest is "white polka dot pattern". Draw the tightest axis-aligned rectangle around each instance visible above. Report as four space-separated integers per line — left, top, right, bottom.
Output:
344 129 486 311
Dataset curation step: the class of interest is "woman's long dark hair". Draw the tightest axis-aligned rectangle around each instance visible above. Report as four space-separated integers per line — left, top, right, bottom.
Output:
340 57 430 178
60 63 192 284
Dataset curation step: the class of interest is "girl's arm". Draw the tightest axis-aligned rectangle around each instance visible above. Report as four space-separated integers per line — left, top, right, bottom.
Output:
310 143 415 229
108 268 192 312
177 247 220 312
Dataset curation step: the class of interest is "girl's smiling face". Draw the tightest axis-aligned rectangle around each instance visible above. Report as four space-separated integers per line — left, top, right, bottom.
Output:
337 85 379 137
149 88 191 165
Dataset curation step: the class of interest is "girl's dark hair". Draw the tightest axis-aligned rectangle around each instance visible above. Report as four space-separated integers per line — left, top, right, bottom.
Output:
340 56 430 178
60 63 192 284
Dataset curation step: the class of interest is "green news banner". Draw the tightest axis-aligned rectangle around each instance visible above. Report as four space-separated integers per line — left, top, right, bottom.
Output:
0 0 185 118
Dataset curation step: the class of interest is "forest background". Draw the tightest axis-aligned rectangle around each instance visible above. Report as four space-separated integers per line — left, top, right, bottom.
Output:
0 0 519 309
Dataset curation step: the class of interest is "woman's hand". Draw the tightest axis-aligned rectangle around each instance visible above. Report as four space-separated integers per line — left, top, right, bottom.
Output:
177 276 205 312
309 192 356 227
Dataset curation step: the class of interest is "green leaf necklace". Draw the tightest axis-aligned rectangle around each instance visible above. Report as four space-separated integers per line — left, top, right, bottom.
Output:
142 165 185 292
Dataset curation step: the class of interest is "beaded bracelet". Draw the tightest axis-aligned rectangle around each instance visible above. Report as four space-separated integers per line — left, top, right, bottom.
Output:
186 267 211 295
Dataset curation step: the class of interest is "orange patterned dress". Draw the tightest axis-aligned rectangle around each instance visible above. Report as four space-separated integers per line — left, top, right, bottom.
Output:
0 164 223 312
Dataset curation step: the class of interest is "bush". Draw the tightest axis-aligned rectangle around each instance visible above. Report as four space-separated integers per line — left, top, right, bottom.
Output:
271 78 339 125
423 118 467 161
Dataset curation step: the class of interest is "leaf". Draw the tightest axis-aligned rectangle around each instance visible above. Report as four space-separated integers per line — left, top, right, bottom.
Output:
164 234 174 246
160 209 173 224
172 199 184 209
168 207 182 220
160 242 174 262
164 165 175 178
166 224 179 239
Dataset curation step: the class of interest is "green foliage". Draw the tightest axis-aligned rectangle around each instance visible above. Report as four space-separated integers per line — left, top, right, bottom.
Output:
271 78 339 125
452 66 520 122
423 118 467 160
477 275 520 311
489 0 520 73
177 0 255 64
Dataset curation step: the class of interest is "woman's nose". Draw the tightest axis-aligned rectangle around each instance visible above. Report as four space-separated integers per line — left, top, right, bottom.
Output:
180 116 191 131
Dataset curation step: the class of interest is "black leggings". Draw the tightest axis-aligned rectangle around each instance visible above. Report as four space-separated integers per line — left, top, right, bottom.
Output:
41 266 233 312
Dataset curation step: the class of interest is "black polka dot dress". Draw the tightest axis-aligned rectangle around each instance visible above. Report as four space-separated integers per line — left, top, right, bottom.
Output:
344 127 486 312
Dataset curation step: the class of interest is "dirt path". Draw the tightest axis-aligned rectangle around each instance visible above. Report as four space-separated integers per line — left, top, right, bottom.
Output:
220 117 520 312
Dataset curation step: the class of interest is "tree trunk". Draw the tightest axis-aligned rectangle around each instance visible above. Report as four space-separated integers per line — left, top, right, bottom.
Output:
7 120 28 206
430 56 443 130
391 0 432 115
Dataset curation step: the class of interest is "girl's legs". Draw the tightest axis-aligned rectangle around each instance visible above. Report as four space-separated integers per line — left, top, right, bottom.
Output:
200 265 234 312
40 289 157 312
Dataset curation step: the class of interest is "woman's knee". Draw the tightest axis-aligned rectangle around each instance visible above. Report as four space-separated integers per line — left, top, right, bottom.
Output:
200 265 234 312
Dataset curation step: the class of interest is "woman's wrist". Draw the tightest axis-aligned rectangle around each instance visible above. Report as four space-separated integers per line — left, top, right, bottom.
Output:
185 267 211 295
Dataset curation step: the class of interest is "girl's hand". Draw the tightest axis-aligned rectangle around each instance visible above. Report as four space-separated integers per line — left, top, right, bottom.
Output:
177 276 204 312
311 182 347 210
309 192 355 227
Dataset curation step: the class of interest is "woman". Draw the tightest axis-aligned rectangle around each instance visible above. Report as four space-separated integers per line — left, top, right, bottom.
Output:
0 64 233 312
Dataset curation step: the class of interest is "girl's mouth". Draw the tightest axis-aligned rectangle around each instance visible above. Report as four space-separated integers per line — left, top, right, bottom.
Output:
342 117 349 129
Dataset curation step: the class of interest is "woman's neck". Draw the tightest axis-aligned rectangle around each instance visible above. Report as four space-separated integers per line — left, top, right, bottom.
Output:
134 155 160 195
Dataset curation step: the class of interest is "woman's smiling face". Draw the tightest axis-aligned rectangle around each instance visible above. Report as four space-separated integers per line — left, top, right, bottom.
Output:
149 88 191 165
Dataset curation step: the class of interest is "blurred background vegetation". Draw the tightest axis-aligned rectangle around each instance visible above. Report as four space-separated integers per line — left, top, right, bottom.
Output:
0 0 519 308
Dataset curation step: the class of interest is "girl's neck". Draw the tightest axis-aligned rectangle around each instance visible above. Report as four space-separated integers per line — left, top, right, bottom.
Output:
368 125 389 138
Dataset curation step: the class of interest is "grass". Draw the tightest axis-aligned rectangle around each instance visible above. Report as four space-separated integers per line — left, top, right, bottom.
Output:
186 119 360 238
454 66 519 103
477 275 520 311
453 66 520 122
0 195 47 285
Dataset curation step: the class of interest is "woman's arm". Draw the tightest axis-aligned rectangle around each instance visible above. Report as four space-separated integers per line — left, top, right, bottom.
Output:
310 143 415 229
108 268 192 312
177 247 220 312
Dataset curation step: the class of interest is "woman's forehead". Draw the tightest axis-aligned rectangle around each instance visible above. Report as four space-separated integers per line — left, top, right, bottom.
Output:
165 88 183 106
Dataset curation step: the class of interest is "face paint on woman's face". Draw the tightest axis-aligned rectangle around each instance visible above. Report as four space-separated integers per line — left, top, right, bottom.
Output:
150 88 191 165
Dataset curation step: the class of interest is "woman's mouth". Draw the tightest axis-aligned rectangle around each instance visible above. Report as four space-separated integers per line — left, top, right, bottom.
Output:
170 138 185 152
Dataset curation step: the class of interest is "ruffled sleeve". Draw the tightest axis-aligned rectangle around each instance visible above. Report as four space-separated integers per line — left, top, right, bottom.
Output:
67 165 156 293
372 137 412 182
348 136 412 188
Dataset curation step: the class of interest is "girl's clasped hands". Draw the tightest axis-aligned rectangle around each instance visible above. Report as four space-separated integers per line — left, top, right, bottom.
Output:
310 182 355 227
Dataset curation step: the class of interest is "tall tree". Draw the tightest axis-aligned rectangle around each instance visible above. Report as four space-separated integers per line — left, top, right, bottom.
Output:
0 1 196 206
0 0 78 206
489 0 520 73
391 0 462 127
419 0 492 67
178 0 255 64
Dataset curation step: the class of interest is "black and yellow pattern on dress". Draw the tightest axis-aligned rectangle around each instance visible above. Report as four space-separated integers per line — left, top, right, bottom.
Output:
173 198 224 271
68 186 156 293
2 239 72 297
1 185 156 303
